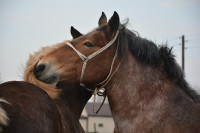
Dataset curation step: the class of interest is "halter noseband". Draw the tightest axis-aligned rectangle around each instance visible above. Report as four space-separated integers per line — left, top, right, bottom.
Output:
66 30 119 87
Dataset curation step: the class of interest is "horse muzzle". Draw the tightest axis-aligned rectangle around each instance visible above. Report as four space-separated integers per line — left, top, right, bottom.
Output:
34 63 58 85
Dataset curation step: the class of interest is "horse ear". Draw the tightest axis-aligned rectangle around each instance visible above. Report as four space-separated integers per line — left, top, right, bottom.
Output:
70 26 82 39
107 11 119 34
98 12 107 26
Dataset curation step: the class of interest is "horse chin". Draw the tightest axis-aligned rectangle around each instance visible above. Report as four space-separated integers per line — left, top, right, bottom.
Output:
51 82 58 87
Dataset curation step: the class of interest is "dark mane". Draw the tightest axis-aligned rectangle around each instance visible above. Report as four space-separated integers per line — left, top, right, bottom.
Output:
115 24 200 102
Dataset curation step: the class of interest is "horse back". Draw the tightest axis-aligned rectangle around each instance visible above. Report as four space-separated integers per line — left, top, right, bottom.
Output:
0 81 61 133
166 88 200 133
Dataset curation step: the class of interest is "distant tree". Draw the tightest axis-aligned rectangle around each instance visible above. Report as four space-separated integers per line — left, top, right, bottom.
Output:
0 74 2 83
17 63 25 80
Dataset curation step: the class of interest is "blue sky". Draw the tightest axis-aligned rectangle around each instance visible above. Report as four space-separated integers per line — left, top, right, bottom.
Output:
0 0 200 91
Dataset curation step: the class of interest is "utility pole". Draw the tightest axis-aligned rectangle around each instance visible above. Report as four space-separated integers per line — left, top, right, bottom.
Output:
94 123 97 133
182 35 185 71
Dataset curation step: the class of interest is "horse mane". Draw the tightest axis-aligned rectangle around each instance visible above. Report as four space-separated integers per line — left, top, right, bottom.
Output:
23 40 70 99
116 24 200 102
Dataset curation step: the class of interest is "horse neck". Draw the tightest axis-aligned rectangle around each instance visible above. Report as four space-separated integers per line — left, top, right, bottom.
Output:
53 96 86 133
55 83 92 119
106 53 172 131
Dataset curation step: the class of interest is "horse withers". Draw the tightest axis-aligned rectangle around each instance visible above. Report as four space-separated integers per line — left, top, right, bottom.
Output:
34 12 200 132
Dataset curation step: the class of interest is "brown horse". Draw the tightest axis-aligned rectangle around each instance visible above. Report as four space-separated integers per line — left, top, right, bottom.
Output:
34 12 200 133
0 43 92 133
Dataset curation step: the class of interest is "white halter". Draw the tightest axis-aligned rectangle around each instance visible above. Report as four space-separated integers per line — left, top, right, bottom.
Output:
66 30 119 87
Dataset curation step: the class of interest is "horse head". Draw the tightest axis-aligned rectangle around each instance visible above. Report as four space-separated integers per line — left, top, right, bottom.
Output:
34 12 121 88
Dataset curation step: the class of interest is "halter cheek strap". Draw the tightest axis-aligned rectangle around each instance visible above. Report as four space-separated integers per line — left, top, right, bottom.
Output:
66 30 119 86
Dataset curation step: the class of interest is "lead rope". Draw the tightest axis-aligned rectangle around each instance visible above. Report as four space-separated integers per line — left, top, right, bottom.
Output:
85 41 120 115
85 59 122 115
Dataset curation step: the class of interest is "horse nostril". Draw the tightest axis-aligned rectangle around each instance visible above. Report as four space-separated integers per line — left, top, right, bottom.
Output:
34 64 46 78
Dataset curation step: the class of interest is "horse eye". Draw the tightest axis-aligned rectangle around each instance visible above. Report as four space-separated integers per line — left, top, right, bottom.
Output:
83 42 94 48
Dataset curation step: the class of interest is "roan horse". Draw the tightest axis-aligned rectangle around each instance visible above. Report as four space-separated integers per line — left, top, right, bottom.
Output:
34 12 200 132
0 42 92 133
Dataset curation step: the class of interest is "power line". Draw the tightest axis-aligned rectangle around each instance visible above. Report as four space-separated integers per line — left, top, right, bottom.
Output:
185 46 200 49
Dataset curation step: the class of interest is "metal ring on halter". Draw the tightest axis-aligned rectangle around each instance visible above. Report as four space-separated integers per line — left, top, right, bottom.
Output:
66 30 119 86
